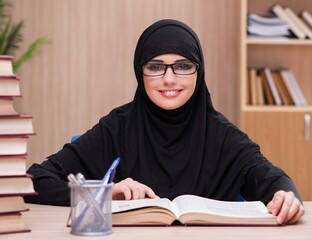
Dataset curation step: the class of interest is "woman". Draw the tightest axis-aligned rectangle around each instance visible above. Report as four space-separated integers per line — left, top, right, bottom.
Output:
26 19 304 224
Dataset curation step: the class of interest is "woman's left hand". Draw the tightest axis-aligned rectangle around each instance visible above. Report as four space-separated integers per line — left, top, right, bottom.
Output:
266 190 304 224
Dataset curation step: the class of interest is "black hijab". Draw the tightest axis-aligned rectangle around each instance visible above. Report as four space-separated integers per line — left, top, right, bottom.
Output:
113 19 260 200
55 19 268 201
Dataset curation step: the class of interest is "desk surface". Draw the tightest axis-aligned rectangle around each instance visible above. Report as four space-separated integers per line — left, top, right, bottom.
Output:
1 202 312 240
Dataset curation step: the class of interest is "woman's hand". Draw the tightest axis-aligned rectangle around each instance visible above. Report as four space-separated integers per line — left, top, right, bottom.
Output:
266 190 304 224
112 178 159 200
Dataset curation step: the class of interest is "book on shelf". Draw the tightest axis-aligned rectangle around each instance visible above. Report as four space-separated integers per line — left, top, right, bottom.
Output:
256 75 265 105
284 7 312 39
285 70 307 106
248 68 257 105
0 135 29 156
0 174 36 196
260 69 275 105
0 115 34 135
0 196 28 214
0 55 15 76
272 4 306 39
0 155 27 176
271 71 294 105
111 195 278 226
0 97 18 116
247 13 289 38
0 75 21 97
0 212 30 234
302 10 312 28
280 69 306 106
264 68 282 106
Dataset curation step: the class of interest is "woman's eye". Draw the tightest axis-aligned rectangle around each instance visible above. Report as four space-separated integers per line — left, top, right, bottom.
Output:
147 64 164 71
175 63 193 70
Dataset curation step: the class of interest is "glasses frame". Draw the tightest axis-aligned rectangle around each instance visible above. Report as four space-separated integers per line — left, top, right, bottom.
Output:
142 61 199 77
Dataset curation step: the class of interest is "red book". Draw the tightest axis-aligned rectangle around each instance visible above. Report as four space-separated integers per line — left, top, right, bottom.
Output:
0 97 18 116
0 55 15 77
0 115 35 135
0 212 31 234
0 75 21 97
0 174 36 196
0 155 27 176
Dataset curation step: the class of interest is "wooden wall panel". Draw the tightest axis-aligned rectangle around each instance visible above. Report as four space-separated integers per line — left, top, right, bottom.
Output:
9 0 241 166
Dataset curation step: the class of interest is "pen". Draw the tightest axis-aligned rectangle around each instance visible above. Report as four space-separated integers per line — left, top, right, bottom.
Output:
94 157 121 201
100 157 121 184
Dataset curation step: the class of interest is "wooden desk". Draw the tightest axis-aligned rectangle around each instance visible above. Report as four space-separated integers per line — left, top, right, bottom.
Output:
2 202 312 240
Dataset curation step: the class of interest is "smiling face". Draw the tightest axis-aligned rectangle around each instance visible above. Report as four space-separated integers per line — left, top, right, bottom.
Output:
142 54 197 110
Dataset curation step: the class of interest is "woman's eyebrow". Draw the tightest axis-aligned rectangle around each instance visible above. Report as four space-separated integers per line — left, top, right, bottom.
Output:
148 58 189 63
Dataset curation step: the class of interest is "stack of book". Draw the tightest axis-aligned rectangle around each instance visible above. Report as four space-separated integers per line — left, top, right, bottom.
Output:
0 55 36 234
247 67 307 107
247 5 312 39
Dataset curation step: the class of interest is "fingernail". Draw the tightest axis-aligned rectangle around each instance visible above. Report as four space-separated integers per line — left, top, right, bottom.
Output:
277 216 284 224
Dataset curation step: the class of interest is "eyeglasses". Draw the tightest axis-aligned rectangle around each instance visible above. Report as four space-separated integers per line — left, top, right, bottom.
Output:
142 61 199 77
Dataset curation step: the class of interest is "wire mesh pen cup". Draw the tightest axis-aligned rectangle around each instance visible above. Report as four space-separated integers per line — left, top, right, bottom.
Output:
69 180 113 236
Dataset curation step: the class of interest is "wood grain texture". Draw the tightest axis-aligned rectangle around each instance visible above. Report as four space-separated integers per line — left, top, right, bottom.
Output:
9 0 240 166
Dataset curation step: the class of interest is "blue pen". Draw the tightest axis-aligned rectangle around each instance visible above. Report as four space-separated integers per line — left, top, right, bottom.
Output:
101 157 120 184
94 157 120 201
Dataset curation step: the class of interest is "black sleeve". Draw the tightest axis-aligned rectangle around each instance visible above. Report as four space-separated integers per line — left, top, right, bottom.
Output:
24 155 71 206
241 160 302 205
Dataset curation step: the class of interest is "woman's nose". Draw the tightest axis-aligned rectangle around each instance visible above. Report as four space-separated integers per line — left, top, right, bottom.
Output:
162 67 177 85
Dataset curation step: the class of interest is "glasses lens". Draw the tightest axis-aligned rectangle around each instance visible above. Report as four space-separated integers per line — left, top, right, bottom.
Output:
143 63 166 76
173 62 197 75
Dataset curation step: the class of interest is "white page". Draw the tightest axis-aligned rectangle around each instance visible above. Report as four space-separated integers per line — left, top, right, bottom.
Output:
112 198 178 216
172 195 271 218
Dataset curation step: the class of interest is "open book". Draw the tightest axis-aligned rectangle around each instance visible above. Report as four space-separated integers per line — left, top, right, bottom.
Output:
112 195 278 226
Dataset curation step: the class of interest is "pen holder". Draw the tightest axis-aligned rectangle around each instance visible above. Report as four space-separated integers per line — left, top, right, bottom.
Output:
69 180 113 236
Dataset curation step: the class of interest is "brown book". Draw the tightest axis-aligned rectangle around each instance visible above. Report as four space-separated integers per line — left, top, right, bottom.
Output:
248 68 257 105
260 69 275 105
0 155 27 176
0 212 30 234
0 55 15 76
0 76 21 97
0 97 18 116
256 75 265 105
0 115 34 135
245 69 251 105
0 196 28 214
0 174 36 196
110 195 278 226
271 71 294 105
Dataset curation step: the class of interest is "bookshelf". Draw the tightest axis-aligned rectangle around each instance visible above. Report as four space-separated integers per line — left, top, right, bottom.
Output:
240 0 312 200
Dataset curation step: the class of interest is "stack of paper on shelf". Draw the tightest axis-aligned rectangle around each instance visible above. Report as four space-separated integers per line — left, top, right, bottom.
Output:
248 5 312 40
0 55 36 235
247 13 289 38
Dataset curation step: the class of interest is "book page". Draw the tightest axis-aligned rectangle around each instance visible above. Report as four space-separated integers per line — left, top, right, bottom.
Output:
112 198 177 215
172 195 271 218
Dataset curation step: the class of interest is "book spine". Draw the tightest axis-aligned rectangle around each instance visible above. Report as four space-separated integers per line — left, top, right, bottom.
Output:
272 4 306 39
264 68 282 106
302 10 312 28
280 70 301 106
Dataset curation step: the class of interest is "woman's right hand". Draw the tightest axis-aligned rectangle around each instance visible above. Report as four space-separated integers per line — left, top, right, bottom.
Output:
112 177 159 200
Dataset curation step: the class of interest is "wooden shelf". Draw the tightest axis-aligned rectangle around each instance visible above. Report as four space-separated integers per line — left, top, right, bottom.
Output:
247 38 312 45
240 0 312 200
242 105 312 112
